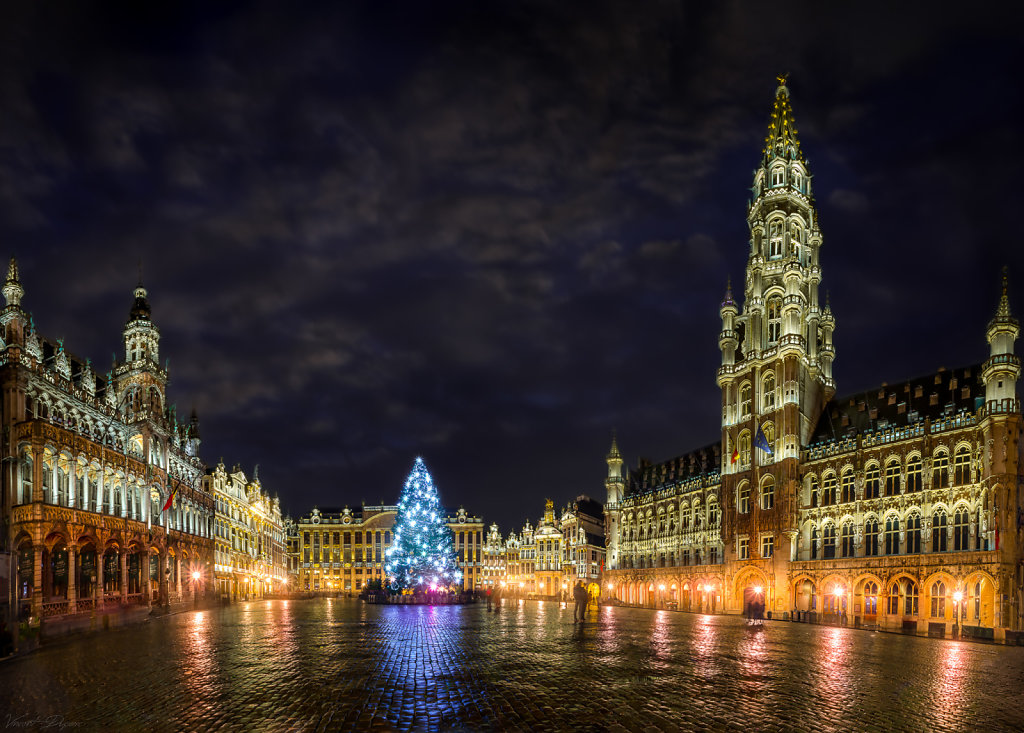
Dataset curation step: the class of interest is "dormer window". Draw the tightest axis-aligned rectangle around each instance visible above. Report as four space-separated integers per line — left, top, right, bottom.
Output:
768 219 783 258
792 170 802 191
771 166 784 187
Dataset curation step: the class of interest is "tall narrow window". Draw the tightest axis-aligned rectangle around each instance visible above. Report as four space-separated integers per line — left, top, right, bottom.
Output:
762 372 776 411
932 509 947 552
932 450 949 488
864 519 879 556
953 446 970 485
841 468 856 503
738 483 750 514
840 522 855 558
739 431 751 468
761 475 775 510
792 170 803 192
768 219 783 257
767 298 782 342
953 508 969 551
822 473 836 506
864 581 878 615
907 514 922 553
823 524 836 559
809 476 819 508
905 581 919 616
740 383 752 417
930 582 946 618
810 527 819 560
19 451 33 505
887 583 900 615
906 455 922 492
885 516 900 555
771 166 784 187
884 459 900 496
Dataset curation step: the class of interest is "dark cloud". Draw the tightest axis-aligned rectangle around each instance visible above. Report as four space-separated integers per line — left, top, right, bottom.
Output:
0 1 1022 528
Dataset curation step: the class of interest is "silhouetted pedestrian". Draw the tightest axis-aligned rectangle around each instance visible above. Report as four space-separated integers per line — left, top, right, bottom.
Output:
573 581 588 623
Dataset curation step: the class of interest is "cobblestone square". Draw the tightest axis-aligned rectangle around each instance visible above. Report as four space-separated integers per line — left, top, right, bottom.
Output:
2 599 1024 732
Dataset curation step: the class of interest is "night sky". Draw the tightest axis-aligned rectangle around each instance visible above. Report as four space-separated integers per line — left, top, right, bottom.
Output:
2 2 1023 532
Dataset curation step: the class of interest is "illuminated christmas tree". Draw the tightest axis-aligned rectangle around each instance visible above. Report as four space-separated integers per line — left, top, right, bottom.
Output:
385 457 462 591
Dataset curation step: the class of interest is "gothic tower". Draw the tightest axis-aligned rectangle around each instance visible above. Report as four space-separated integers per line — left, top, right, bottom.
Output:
114 281 170 466
604 434 625 570
717 77 835 611
979 269 1021 609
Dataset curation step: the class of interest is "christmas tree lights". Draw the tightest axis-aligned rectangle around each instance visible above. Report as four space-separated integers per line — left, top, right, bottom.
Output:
385 457 462 591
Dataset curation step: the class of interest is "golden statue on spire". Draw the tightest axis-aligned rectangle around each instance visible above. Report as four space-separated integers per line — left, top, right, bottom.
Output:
777 73 789 87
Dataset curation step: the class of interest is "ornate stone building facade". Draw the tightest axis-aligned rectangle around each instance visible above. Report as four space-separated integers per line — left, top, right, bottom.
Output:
206 461 286 602
603 79 1024 641
289 504 483 593
1 260 213 640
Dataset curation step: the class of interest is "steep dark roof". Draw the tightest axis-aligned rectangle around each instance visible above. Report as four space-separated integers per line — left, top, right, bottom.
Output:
571 497 604 521
810 364 983 444
626 441 721 497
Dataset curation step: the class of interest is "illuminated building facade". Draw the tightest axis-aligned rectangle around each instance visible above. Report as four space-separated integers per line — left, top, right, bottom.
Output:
1 260 214 639
559 496 605 599
292 504 483 593
603 79 1024 640
481 523 506 588
206 461 286 601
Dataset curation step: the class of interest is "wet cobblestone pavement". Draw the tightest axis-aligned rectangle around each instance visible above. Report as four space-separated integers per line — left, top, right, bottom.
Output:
3 599 1024 732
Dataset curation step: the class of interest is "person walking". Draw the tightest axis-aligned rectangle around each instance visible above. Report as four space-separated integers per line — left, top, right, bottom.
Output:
492 584 502 612
486 587 492 611
573 581 588 623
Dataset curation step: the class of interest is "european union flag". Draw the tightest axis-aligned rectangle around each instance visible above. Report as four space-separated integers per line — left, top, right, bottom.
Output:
755 425 774 456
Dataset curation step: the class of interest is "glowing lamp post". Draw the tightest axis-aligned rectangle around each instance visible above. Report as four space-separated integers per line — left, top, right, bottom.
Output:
191 570 201 609
833 586 844 626
953 590 963 638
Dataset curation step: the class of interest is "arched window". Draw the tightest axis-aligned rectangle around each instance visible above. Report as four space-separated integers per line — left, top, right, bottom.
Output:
113 482 123 517
761 475 775 510
932 509 948 552
681 507 690 530
953 507 969 551
762 372 776 410
810 526 819 559
823 524 836 559
771 166 785 187
932 450 949 489
864 518 879 556
808 475 819 508
18 450 33 505
840 522 855 558
931 581 946 618
768 219 783 258
42 452 54 503
906 514 922 554
864 581 878 615
762 422 776 461
57 456 70 506
884 459 900 496
885 516 900 555
740 384 752 417
89 470 99 513
822 473 836 506
767 298 782 342
953 446 970 485
790 221 804 260
739 431 751 468
887 583 900 615
905 581 919 616
841 468 856 503
906 455 922 492
738 483 750 514
708 502 719 526
791 170 803 192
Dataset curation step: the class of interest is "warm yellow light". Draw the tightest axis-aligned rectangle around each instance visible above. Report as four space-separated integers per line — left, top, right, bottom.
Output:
697 584 704 592
753 585 763 595
953 591 963 603
519 582 525 588
191 571 201 581
606 583 613 590
539 582 544 588
833 587 843 598
658 584 666 591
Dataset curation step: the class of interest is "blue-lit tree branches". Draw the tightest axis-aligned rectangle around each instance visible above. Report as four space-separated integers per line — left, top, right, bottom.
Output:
385 457 461 591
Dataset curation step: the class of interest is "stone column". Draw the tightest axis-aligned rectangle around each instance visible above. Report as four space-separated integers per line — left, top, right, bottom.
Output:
68 547 77 613
120 549 128 601
175 555 182 598
31 544 43 618
144 550 152 608
96 550 105 608
159 552 168 608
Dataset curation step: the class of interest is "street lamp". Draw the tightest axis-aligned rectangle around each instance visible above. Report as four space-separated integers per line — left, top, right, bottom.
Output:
953 590 963 638
833 586 843 626
191 570 201 609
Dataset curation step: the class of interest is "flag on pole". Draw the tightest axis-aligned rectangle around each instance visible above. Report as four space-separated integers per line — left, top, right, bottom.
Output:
162 479 179 512
730 447 739 464
754 425 774 456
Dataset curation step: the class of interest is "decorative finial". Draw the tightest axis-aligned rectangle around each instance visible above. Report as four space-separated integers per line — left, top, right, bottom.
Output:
996 265 1012 319
3 255 24 307
777 73 789 88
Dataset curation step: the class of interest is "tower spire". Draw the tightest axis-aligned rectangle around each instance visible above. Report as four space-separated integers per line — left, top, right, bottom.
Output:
995 266 1013 320
763 73 804 165
3 255 24 307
